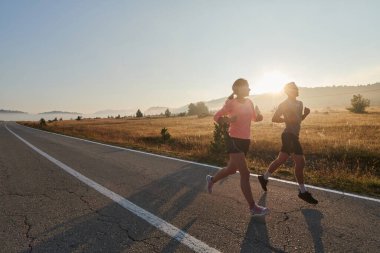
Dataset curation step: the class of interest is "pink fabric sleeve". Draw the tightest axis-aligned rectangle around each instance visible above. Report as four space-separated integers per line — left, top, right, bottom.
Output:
213 100 232 122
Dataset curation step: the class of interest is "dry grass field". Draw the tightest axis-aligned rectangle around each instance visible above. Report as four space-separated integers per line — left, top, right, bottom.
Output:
21 108 380 197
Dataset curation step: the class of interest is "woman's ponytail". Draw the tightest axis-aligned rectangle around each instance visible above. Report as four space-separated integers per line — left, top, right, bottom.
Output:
227 93 235 100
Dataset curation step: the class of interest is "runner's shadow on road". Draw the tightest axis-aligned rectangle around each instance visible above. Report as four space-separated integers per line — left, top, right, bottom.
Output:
302 208 324 253
240 192 284 253
21 164 207 253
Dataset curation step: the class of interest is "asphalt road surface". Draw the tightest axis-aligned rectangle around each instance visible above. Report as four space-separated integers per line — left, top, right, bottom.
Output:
1 122 379 253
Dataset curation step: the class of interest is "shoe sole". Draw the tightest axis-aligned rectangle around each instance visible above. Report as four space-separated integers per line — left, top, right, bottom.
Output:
298 196 318 204
251 209 270 217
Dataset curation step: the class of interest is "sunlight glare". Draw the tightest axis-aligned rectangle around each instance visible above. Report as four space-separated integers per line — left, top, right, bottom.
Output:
256 71 292 94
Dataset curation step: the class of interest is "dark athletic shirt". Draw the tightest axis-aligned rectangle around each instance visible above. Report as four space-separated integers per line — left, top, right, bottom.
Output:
274 99 303 137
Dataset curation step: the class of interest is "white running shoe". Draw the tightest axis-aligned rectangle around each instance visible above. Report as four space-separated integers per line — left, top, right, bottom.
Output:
206 175 214 194
250 204 270 216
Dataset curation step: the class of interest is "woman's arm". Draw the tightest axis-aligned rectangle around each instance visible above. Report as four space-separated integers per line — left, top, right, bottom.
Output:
213 101 232 124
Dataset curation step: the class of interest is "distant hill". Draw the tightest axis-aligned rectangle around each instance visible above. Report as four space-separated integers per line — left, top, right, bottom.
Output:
144 107 168 115
0 109 27 114
39 111 82 115
89 83 380 117
94 109 137 116
201 83 380 113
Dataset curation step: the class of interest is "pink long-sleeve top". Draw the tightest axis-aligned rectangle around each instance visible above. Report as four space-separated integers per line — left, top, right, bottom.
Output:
213 98 257 140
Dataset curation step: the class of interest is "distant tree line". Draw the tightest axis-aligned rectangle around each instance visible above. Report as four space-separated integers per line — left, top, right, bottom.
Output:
134 102 210 118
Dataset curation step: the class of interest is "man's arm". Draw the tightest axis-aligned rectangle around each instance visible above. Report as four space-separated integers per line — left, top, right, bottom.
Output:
272 105 285 123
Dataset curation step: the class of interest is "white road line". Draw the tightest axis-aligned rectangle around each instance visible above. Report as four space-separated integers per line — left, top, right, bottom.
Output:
14 122 380 204
5 124 221 253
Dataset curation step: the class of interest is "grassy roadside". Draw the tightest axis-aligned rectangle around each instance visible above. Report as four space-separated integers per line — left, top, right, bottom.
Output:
19 111 380 198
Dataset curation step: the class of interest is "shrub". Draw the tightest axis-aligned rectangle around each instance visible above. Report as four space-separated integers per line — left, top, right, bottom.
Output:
348 94 370 113
209 119 229 154
39 118 47 127
161 128 171 142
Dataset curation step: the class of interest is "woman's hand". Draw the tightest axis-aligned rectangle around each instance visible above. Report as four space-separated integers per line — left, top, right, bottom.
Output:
218 116 237 125
256 114 263 122
217 116 229 125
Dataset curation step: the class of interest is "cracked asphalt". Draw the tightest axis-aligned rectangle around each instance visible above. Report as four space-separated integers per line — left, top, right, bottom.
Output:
1 122 379 252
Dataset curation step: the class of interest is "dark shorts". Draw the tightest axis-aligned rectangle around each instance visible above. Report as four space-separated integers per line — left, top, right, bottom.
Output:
281 132 303 155
226 136 250 156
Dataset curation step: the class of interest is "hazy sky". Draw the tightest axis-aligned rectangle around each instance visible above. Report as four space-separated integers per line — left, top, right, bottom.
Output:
1 0 379 113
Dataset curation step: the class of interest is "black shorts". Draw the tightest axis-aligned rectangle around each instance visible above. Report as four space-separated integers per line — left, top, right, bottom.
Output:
226 136 250 156
281 132 303 155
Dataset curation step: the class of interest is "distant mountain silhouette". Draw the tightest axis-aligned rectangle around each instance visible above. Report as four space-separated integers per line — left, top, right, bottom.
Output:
0 109 26 114
39 111 82 115
142 83 380 114
4 84 379 118
144 107 169 115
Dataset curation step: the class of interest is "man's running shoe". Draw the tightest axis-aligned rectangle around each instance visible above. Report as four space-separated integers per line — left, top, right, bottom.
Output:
206 175 214 194
298 191 318 204
258 175 268 191
250 205 270 217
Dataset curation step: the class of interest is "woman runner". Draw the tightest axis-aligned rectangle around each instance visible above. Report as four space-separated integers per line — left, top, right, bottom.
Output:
206 78 269 216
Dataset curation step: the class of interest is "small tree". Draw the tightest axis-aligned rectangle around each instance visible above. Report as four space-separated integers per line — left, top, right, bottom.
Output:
136 109 143 118
39 118 47 127
196 102 209 116
187 102 209 116
209 118 229 154
161 128 171 142
348 94 370 113
164 108 171 117
188 103 197 116
76 116 82 121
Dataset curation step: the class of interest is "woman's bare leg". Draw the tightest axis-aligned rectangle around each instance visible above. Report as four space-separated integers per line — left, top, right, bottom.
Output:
232 153 256 209
211 155 237 183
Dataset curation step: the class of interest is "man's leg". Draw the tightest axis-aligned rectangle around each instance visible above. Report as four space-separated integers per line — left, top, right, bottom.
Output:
258 152 289 191
292 154 306 191
267 152 289 176
293 154 318 204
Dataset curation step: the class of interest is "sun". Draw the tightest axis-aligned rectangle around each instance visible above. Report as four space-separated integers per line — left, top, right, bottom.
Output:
256 71 292 94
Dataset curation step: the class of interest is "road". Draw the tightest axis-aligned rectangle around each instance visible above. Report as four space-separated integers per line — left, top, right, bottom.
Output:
1 122 379 252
